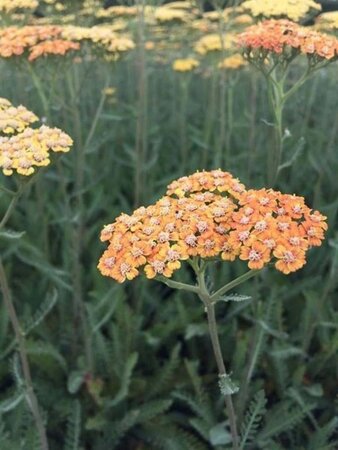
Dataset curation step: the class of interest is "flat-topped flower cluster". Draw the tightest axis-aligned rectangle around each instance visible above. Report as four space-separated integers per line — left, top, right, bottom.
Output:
0 25 135 61
98 170 327 282
0 97 38 133
241 0 321 22
0 98 72 176
238 19 338 61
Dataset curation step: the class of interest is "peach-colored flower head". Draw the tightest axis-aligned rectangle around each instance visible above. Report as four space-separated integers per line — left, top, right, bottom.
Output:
238 19 338 61
98 170 327 282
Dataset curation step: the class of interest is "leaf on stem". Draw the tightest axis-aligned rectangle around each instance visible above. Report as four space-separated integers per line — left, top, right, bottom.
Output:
218 374 239 396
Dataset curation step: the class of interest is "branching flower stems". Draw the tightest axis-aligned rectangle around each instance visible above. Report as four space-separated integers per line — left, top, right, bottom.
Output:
161 258 262 450
0 182 49 450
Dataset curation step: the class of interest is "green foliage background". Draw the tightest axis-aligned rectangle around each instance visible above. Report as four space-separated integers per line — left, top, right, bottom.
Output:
0 3 337 449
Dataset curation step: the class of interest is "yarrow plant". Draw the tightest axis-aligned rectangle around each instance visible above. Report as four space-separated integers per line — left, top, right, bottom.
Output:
0 98 72 176
0 98 73 450
238 19 338 186
241 0 321 23
98 169 327 449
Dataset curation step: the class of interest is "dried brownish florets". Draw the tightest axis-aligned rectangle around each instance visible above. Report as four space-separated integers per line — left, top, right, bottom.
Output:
98 170 327 282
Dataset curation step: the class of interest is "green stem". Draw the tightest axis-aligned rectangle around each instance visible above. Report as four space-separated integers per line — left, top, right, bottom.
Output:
179 77 189 172
267 69 284 187
134 0 148 207
0 257 49 450
210 269 260 302
25 62 50 119
0 182 28 231
196 268 240 450
157 277 199 294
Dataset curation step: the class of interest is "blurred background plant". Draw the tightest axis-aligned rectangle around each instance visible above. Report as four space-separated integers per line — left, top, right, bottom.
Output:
0 0 337 449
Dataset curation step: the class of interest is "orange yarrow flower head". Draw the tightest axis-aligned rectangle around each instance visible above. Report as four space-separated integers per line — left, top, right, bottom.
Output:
238 19 338 63
0 98 72 176
0 26 80 61
98 170 327 282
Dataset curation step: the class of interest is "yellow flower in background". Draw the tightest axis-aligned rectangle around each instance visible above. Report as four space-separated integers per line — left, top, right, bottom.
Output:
0 98 72 176
218 54 247 70
241 0 321 22
55 2 66 12
0 0 38 13
102 87 116 96
154 6 191 23
173 57 199 72
96 5 137 19
195 33 236 55
0 98 38 134
316 11 338 31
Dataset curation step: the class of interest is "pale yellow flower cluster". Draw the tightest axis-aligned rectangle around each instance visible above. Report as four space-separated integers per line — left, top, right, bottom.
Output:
0 0 38 13
0 98 38 134
154 6 192 23
0 126 72 176
316 11 338 31
96 5 138 19
0 99 72 176
195 33 236 55
241 0 321 22
61 26 135 54
173 57 199 72
218 54 247 70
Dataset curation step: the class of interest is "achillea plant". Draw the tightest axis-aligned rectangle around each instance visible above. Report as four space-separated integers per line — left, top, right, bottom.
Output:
241 0 321 23
0 0 38 13
172 57 200 72
98 169 326 450
238 20 338 186
0 25 79 60
0 98 73 450
0 98 72 176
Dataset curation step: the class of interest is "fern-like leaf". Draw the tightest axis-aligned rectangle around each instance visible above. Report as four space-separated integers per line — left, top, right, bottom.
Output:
23 289 58 336
240 389 267 449
64 400 81 450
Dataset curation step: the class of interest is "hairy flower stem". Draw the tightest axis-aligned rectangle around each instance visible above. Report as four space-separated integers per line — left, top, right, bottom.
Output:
197 268 240 450
0 257 49 450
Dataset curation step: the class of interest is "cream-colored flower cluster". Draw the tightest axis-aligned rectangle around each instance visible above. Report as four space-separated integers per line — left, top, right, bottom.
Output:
0 0 38 13
218 54 247 70
61 25 135 54
0 99 72 176
0 98 38 134
173 57 199 72
241 0 321 22
195 33 236 55
316 11 338 31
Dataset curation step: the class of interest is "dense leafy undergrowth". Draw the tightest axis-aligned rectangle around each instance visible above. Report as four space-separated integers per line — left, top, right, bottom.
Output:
0 1 338 448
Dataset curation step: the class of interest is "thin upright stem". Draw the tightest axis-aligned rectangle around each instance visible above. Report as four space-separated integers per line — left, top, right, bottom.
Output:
196 269 240 450
0 257 49 450
205 302 240 450
25 62 50 119
134 0 148 207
